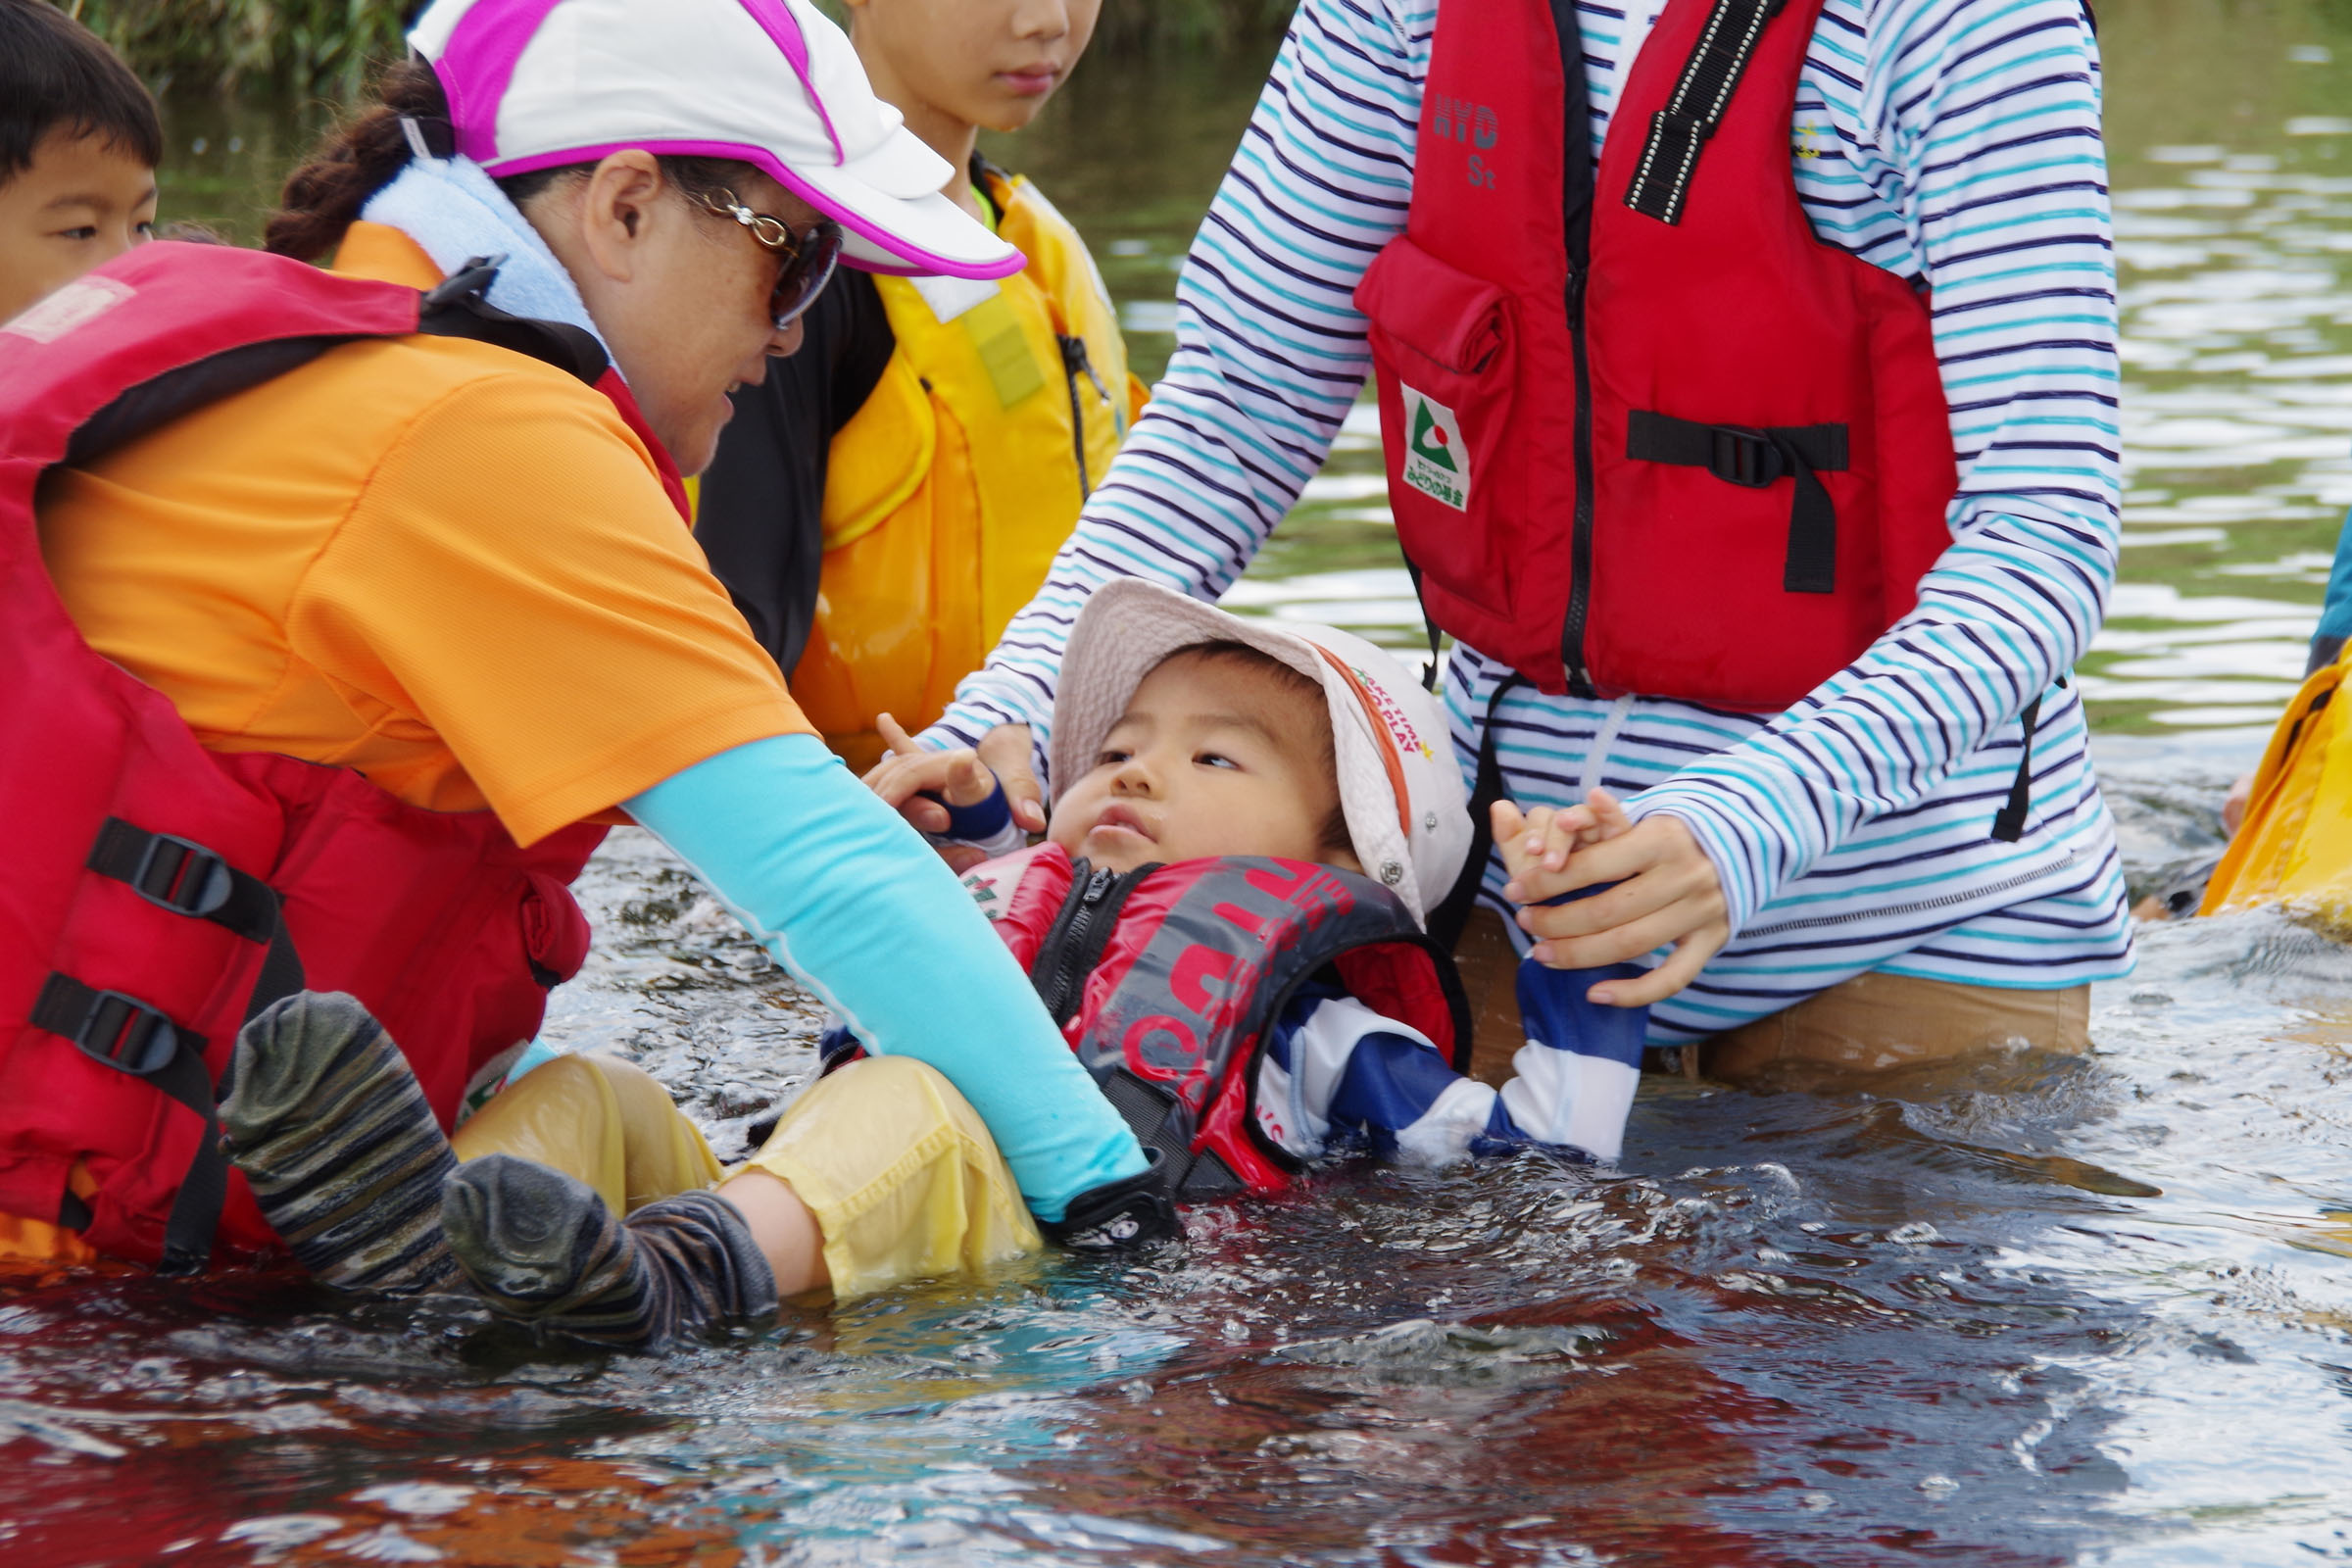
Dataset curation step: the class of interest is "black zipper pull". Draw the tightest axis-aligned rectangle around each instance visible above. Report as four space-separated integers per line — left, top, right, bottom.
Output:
1060 335 1110 403
1081 866 1115 904
1057 334 1097 500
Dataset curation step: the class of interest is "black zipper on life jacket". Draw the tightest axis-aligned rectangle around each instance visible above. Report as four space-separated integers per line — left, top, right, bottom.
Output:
1058 333 1109 501
1561 263 1597 697
1031 858 1157 1025
1550 0 1599 698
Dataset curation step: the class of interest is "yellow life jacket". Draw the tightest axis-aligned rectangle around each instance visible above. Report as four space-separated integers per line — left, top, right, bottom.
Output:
792 166 1148 771
2204 649 2352 923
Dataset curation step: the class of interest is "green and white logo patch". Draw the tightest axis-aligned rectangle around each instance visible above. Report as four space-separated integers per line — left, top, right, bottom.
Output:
1399 384 1469 511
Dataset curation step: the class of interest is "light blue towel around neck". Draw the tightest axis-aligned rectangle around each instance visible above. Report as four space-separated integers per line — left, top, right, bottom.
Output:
361 153 612 368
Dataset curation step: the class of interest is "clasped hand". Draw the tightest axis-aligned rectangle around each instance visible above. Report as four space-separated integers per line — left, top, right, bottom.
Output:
1494 789 1730 1007
859 714 1043 872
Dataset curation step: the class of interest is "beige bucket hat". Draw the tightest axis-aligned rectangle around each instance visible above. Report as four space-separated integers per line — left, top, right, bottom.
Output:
1051 579 1473 924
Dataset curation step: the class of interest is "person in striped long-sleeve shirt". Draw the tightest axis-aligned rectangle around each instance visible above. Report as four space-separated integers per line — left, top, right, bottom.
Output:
918 0 2132 1078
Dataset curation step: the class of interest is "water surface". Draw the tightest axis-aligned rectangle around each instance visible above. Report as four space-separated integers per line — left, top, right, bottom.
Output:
17 4 2352 1563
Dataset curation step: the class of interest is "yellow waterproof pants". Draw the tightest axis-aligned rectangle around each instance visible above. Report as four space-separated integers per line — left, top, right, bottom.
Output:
2205 654 2352 921
455 1054 1040 1300
453 1053 724 1217
733 1057 1043 1298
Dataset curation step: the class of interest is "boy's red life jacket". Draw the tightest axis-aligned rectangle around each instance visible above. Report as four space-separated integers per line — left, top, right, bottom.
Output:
0 242 678 1270
962 845 1470 1200
1355 0 1959 710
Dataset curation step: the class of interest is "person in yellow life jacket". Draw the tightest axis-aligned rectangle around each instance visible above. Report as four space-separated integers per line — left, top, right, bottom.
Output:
2199 505 2352 924
695 0 1145 773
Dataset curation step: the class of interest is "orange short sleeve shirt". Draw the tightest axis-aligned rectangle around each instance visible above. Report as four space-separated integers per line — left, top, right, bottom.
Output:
36 224 810 846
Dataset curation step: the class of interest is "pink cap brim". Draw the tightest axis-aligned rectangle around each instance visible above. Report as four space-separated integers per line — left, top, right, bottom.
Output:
482 139 1022 281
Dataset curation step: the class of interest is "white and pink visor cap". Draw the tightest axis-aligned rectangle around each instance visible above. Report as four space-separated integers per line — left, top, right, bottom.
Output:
407 0 1021 280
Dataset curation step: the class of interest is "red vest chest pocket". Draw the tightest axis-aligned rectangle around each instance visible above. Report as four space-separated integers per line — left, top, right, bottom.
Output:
1355 235 1517 621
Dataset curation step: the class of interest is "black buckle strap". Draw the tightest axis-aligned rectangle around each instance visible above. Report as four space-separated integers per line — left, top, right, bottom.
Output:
31 974 225 1273
35 974 188 1077
87 818 278 943
1626 410 1848 594
1625 0 1791 225
47 823 310 1272
1705 424 1784 487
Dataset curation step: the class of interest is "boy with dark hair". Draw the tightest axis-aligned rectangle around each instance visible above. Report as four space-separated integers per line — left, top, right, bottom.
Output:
0 0 162 325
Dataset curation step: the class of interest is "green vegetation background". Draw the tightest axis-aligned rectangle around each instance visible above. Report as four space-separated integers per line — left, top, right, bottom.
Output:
61 0 1299 94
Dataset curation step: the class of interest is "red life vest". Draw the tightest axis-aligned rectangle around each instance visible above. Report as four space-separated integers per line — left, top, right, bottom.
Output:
1355 0 1959 710
961 845 1469 1200
0 241 673 1270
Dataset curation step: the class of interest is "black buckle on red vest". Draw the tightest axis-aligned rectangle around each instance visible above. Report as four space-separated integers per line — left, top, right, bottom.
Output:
1707 424 1784 488
129 833 234 919
59 983 181 1076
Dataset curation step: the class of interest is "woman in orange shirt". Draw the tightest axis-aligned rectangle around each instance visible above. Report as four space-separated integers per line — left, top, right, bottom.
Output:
5 0 1164 1347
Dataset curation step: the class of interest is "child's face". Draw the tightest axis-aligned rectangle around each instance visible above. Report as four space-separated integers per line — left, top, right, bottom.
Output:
0 129 156 326
1051 651 1357 875
850 0 1101 137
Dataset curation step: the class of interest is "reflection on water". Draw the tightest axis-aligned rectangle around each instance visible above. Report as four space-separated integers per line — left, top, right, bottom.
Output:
24 2 2352 1563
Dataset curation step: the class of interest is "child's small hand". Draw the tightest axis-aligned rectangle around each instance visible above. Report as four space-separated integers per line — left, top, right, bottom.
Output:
1492 799 1567 888
1495 788 1635 905
862 712 1000 837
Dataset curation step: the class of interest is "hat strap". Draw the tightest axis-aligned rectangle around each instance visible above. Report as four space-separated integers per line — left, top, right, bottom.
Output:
1311 647 1414 842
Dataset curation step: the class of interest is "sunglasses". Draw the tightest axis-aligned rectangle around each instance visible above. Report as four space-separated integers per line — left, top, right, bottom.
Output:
693 186 844 330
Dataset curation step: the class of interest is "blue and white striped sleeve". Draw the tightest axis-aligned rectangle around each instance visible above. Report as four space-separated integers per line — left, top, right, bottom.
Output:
925 0 1423 758
1628 0 2120 932
1256 964 1646 1167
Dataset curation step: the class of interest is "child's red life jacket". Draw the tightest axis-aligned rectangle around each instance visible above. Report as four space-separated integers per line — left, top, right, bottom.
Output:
962 845 1469 1200
1355 0 1959 710
0 242 670 1270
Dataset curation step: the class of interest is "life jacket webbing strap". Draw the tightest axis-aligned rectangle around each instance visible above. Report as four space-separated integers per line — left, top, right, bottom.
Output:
29 974 221 1271
1098 1066 1199 1192
1624 0 1790 225
1428 674 1528 954
41 817 311 1269
30 912 306 1270
86 816 280 943
65 338 354 472
1624 411 1848 593
1401 558 1446 693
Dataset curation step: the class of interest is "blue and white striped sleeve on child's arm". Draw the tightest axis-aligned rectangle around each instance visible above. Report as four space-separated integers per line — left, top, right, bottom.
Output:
1253 964 1648 1166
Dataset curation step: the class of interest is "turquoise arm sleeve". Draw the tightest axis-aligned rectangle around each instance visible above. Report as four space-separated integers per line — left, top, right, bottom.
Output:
623 734 1146 1221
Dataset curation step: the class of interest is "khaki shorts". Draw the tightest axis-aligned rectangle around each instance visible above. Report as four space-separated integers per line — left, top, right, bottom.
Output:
734 1057 1042 1299
457 1053 1041 1301
454 1053 724 1216
1455 908 2090 1087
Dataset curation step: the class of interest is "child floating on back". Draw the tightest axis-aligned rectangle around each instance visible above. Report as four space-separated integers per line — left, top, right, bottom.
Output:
865 577 1651 1194
220 581 1651 1349
0 0 160 327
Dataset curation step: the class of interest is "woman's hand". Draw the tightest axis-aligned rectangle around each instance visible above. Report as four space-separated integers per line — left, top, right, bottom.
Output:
861 716 1048 871
972 722 1048 834
860 712 996 832
1499 805 1730 1008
